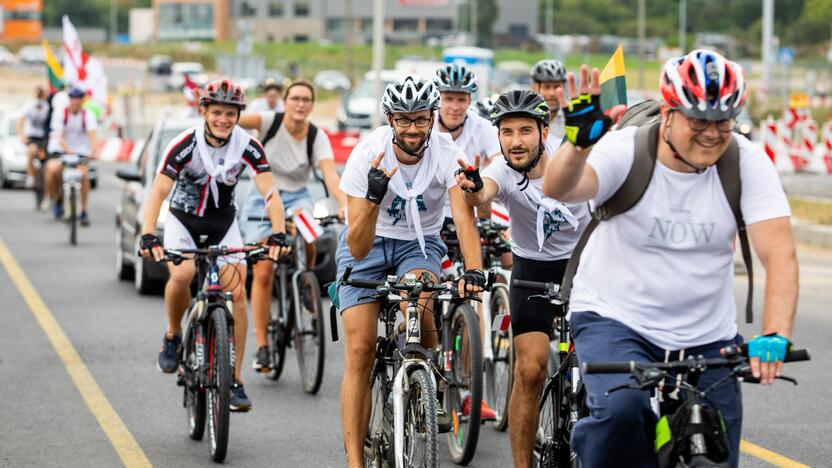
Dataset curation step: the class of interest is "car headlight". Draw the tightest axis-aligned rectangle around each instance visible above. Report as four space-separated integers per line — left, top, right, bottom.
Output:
739 124 751 135
157 199 170 225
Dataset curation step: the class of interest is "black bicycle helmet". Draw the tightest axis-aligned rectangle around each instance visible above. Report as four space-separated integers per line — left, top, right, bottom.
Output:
530 59 567 83
490 90 550 189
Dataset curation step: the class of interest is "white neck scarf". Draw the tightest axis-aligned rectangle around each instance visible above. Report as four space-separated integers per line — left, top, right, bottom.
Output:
383 129 439 258
195 122 251 208
509 169 579 251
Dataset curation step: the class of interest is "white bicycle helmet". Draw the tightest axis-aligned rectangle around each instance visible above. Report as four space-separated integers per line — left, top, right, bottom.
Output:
530 59 567 83
381 76 441 115
434 63 478 94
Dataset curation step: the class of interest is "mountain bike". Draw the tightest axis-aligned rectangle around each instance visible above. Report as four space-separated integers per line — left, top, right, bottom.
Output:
264 214 339 394
510 279 586 468
584 345 811 467
165 244 266 463
340 265 466 468
61 154 84 245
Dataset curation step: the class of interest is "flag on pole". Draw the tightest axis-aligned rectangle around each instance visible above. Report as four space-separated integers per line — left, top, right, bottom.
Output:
62 15 89 85
292 208 324 243
599 45 627 112
42 40 64 92
183 73 200 106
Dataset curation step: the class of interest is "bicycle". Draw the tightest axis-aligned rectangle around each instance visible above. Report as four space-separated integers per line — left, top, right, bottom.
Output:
164 244 267 463
340 265 465 468
264 214 339 394
509 279 586 468
60 154 84 245
583 345 811 467
30 145 46 210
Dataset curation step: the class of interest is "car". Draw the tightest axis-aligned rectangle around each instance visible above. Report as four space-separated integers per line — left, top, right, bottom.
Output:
17 45 45 65
167 62 208 91
0 46 16 65
0 111 28 188
337 70 400 130
314 70 351 92
148 54 172 75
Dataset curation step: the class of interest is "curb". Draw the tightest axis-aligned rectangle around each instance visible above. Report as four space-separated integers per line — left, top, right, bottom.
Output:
792 220 832 249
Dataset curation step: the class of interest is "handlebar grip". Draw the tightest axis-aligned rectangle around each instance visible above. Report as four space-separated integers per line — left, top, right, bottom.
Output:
582 361 635 374
512 279 548 291
342 265 353 283
348 279 386 290
785 349 811 362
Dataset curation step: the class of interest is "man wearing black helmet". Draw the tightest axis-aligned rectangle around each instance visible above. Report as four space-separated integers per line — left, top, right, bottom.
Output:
456 89 589 467
531 59 568 152
335 75 485 467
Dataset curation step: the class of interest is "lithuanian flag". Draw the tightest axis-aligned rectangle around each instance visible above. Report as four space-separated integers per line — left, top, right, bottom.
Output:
599 45 627 111
42 40 64 93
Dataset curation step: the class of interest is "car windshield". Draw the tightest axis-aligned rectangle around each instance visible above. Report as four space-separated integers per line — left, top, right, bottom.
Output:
353 79 393 99
153 127 192 169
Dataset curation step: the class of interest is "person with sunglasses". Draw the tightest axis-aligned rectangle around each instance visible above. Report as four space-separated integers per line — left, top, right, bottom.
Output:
542 50 798 468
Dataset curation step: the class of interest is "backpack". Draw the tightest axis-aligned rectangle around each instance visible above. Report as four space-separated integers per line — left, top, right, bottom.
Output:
64 107 87 132
260 112 329 197
561 99 755 324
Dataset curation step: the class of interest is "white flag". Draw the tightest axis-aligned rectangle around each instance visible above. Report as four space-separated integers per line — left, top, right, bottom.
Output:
292 208 324 244
62 15 88 86
490 202 510 226
84 57 108 105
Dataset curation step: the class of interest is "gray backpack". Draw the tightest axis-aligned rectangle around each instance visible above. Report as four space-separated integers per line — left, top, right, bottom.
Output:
560 99 754 323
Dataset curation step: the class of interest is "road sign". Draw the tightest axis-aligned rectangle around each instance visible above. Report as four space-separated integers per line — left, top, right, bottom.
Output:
778 47 794 65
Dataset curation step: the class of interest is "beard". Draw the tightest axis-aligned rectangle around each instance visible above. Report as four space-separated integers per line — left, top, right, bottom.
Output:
396 129 429 154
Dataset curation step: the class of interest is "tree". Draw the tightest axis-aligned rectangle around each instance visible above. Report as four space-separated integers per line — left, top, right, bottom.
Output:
477 0 499 47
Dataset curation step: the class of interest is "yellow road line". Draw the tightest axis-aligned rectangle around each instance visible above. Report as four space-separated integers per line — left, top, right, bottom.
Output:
0 238 151 467
741 440 809 467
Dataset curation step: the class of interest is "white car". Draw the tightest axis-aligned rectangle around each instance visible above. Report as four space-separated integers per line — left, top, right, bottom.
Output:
167 62 208 91
0 46 16 65
0 111 28 188
337 70 401 130
314 70 351 92
17 45 45 65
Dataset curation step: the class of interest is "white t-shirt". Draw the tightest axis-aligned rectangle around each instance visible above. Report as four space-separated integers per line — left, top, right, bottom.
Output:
569 126 791 350
482 155 588 260
47 108 97 155
258 112 334 192
248 97 285 113
544 111 565 155
340 126 463 241
21 99 49 138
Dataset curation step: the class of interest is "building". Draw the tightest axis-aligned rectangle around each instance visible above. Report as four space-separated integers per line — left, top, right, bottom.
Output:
152 0 538 45
0 0 42 42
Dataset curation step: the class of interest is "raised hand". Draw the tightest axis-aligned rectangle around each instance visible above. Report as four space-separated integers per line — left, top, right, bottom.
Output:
556 65 612 149
454 154 483 193
366 151 397 204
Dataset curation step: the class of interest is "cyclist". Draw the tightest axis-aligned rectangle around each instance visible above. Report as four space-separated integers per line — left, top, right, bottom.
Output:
138 79 288 412
237 79 347 372
18 86 50 189
455 89 589 467
44 87 97 225
248 77 285 113
530 59 568 151
336 75 485 468
542 51 798 467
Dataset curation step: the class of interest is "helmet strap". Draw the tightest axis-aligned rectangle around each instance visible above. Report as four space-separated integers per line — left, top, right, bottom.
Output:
501 121 545 191
439 113 467 134
664 112 706 174
391 129 432 162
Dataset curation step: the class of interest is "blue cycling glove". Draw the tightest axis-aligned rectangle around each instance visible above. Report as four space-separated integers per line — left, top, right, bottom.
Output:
747 333 790 362
562 93 612 148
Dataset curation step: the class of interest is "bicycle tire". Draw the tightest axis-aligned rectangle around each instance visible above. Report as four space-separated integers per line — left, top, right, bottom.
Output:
34 161 45 210
364 359 391 468
444 303 482 465
486 285 513 431
403 367 439 468
533 352 579 468
184 325 206 441
267 274 289 381
206 307 231 462
295 270 325 394
68 186 77 245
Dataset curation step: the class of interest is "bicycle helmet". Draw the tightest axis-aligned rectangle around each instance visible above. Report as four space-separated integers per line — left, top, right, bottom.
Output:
434 63 478 94
381 76 441 115
475 95 496 120
530 59 567 83
660 49 746 121
200 79 247 110
490 90 550 189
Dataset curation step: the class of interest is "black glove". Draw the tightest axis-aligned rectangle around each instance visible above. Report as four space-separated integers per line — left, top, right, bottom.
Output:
366 167 392 204
563 93 612 148
454 166 484 193
139 233 162 252
460 269 487 288
267 232 288 247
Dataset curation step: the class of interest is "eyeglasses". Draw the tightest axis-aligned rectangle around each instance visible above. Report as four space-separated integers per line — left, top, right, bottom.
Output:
288 96 313 104
675 111 734 133
392 117 432 128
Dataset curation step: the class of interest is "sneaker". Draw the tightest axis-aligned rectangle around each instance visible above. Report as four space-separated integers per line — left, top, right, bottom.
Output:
157 333 181 373
251 346 271 372
437 405 453 433
24 175 35 189
230 382 252 412
80 212 90 227
462 395 498 421
52 201 64 220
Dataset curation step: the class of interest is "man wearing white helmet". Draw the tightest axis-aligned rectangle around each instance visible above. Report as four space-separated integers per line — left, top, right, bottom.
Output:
531 59 568 152
335 75 485 467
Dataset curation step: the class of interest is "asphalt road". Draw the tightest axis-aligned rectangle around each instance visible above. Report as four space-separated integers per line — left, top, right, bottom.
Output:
0 162 829 467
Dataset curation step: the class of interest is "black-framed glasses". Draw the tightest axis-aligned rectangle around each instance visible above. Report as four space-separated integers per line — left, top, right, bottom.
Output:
393 116 432 128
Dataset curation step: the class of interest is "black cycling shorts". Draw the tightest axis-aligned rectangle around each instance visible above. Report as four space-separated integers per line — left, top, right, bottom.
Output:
509 254 569 337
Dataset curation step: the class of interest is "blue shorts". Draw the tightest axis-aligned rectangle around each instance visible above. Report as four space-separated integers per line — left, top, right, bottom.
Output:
334 229 447 313
240 186 316 244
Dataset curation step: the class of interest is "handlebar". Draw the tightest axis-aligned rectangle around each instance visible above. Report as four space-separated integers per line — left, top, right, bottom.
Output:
162 244 268 265
340 264 467 300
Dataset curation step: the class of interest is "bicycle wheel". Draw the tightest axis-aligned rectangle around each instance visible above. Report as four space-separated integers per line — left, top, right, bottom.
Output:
403 367 439 468
68 186 77 245
206 307 231 462
295 270 325 394
443 303 482 465
183 326 206 441
486 285 513 431
364 359 391 468
34 160 45 210
533 353 575 468
267 274 289 381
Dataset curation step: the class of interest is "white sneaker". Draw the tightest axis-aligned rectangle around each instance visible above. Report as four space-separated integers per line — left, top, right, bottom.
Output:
24 175 35 189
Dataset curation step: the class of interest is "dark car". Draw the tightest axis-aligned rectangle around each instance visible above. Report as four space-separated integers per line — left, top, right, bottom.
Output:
148 54 173 75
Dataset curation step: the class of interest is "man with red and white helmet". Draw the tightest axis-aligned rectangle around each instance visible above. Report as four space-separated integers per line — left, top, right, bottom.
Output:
138 79 289 412
542 50 798 467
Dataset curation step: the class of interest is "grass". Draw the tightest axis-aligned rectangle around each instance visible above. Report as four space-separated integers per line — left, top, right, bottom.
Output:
789 196 832 225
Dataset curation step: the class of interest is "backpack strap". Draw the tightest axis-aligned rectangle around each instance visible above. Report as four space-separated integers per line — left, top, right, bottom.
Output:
715 138 753 323
562 122 661 302
261 112 284 147
306 123 330 197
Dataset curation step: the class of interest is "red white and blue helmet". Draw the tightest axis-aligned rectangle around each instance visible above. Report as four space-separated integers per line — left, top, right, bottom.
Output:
660 49 746 121
200 79 247 110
